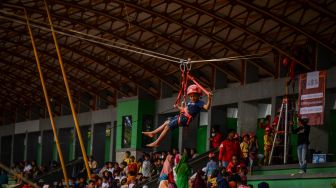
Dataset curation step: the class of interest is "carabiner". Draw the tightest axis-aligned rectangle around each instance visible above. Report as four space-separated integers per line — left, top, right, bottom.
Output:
179 59 186 72
186 58 192 71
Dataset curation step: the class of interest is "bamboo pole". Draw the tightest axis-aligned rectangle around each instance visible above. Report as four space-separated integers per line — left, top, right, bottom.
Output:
24 9 70 188
43 0 91 179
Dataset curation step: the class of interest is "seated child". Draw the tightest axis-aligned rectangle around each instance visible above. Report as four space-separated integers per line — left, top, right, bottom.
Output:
240 134 250 166
226 155 246 180
143 84 212 147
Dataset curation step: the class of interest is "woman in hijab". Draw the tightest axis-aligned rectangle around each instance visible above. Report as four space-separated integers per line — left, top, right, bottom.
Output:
175 154 191 188
159 154 174 188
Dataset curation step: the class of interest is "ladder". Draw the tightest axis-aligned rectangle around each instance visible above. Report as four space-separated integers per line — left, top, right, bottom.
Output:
268 96 295 165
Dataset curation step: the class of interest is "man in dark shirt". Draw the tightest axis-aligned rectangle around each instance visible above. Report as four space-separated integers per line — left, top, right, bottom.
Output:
291 117 310 173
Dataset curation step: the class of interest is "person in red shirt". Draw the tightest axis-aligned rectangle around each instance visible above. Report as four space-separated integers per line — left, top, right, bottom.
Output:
127 156 138 175
218 130 240 168
259 113 280 133
259 115 271 130
272 111 280 130
226 155 246 177
209 126 223 148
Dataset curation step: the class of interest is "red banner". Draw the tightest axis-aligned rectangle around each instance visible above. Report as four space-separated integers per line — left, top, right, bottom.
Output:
298 71 326 126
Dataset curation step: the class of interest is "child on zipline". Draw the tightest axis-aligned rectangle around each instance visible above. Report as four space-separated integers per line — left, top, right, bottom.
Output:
143 84 212 147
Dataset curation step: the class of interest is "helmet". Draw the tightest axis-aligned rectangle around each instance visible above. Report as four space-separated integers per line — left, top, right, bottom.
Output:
187 84 202 95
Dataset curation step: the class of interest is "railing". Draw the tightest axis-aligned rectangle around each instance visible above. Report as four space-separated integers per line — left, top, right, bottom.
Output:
34 157 84 184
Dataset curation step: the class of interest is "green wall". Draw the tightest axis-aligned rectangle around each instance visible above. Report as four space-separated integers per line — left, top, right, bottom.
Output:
87 130 91 155
248 164 336 188
248 178 336 188
68 133 74 161
137 100 156 148
197 126 207 154
116 98 155 149
226 118 237 131
256 118 265 154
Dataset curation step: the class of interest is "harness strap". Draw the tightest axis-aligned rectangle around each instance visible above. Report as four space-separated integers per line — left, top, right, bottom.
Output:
175 69 184 106
174 67 190 107
177 107 193 126
187 73 211 96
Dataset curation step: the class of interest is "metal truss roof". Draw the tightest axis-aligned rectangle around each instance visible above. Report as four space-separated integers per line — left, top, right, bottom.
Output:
0 0 335 123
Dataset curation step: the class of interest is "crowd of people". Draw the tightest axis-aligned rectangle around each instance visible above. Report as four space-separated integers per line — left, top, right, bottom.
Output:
76 128 265 188
4 134 270 188
1 113 312 188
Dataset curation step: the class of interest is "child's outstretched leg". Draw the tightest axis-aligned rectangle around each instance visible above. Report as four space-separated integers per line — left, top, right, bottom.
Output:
142 121 169 138
146 125 170 148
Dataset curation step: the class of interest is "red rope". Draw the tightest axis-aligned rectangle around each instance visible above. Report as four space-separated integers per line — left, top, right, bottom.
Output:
182 69 189 106
175 61 212 109
175 68 186 106
187 73 211 96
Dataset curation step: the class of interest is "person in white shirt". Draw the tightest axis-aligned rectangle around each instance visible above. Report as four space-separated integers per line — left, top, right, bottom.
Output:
142 154 151 179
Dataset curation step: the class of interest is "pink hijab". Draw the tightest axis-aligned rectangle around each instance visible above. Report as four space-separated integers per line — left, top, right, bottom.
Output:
161 154 173 176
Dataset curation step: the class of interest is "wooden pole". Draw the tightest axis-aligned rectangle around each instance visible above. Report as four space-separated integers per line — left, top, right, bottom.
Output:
43 0 91 179
24 9 70 188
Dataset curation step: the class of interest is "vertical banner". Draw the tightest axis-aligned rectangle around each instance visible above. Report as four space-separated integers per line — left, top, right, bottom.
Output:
298 71 326 126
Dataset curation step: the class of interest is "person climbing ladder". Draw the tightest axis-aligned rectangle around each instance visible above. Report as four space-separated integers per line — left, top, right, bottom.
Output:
143 84 212 147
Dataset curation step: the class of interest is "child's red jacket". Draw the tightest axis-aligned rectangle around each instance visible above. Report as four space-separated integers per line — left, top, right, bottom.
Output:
218 139 240 162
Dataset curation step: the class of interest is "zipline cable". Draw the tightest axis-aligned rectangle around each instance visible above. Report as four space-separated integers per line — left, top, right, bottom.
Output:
0 12 182 63
0 8 182 62
189 53 272 63
0 10 271 65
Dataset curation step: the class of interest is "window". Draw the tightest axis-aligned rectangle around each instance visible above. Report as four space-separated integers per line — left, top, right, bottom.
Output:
122 115 132 148
142 115 153 146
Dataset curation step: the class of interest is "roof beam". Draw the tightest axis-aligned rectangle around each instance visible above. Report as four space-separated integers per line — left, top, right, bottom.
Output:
236 0 336 56
169 0 311 70
9 1 241 84
0 31 119 102
119 0 275 77
0 25 130 97
1 2 183 91
63 0 243 82
0 68 53 111
0 48 101 109
297 0 336 20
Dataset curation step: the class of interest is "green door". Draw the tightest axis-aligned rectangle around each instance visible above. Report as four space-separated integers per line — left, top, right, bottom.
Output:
196 126 207 154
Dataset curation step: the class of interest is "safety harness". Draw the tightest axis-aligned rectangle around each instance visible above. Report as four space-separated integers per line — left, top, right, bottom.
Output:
174 59 211 127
